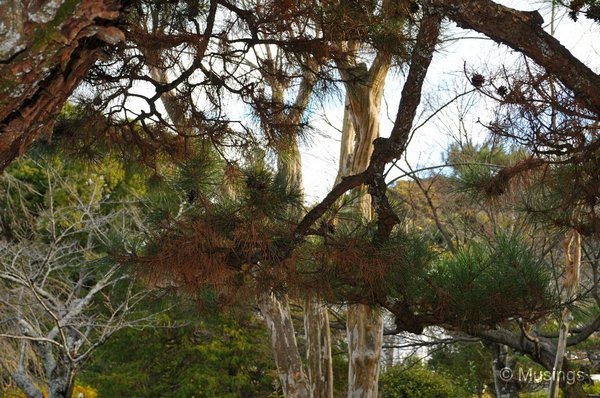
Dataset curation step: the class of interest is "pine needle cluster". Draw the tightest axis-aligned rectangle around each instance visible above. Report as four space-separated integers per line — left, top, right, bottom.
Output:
129 153 303 310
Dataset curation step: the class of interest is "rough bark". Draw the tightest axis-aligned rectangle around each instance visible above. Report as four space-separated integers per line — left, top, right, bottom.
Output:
258 292 311 398
428 0 600 114
0 0 125 170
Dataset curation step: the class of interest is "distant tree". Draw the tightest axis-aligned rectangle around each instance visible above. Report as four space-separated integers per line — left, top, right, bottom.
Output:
0 152 158 398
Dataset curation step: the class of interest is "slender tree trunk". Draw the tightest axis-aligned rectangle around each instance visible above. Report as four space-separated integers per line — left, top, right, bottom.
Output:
304 297 334 398
259 292 311 398
550 230 581 398
489 343 519 398
338 53 390 398
263 65 333 397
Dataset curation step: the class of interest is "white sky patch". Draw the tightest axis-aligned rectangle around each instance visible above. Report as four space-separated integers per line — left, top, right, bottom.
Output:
299 1 600 203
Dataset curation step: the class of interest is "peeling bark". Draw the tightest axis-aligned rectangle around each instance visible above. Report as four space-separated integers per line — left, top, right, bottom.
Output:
304 297 334 398
336 48 391 398
0 0 125 170
550 230 582 398
258 292 311 398
346 305 383 398
295 13 441 241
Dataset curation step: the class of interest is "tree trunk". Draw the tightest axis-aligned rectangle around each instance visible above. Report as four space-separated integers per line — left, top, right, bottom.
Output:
475 329 589 398
489 343 519 398
0 0 125 170
347 305 384 398
262 62 333 397
12 371 44 398
337 52 391 398
259 292 311 398
304 297 334 398
550 230 582 398
258 135 314 397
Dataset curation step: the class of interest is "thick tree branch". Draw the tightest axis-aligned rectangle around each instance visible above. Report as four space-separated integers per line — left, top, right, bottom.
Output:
567 314 600 345
0 0 126 170
295 13 441 240
428 0 600 114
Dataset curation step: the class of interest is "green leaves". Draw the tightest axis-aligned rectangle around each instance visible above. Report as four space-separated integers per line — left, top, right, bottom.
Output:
380 363 468 398
80 314 277 398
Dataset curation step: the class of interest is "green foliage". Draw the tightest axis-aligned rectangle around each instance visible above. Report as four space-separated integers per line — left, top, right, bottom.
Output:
427 235 556 327
306 217 557 330
0 139 146 239
79 313 277 398
584 382 600 395
428 342 493 396
446 140 525 195
141 142 225 224
1 383 98 398
379 363 468 398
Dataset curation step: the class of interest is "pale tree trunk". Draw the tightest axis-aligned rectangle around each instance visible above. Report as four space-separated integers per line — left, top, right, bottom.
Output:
336 50 391 397
382 333 396 371
261 60 334 397
262 138 313 397
304 297 334 398
346 306 384 397
489 343 519 398
549 230 581 398
259 292 311 398
150 55 313 398
286 124 334 398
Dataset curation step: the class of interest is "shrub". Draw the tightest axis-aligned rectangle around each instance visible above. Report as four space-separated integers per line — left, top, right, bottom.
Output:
380 364 467 398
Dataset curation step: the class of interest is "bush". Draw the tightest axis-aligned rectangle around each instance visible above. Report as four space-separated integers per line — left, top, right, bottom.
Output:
380 364 467 398
1 384 98 398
